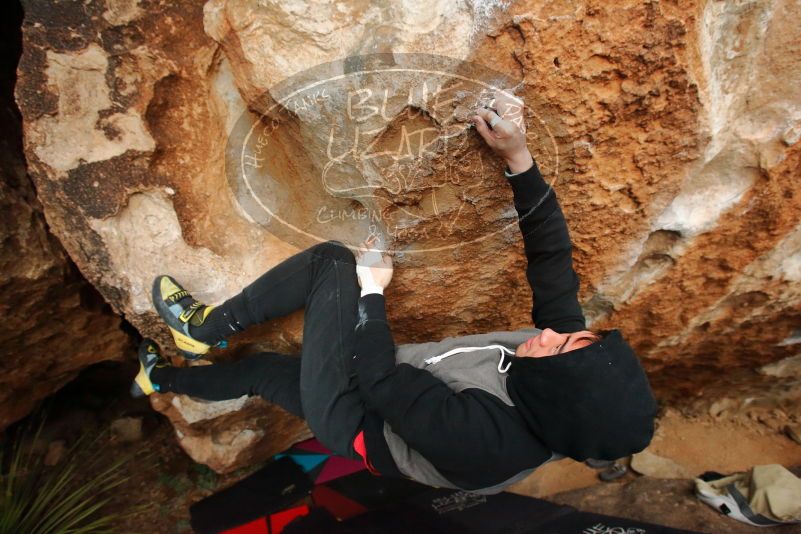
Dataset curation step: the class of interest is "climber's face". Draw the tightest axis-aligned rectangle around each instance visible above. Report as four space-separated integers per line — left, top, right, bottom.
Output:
515 328 600 358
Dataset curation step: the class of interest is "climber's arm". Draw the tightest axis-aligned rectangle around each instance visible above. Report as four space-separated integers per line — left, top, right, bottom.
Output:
505 161 586 332
351 239 499 462
352 294 510 472
472 91 585 333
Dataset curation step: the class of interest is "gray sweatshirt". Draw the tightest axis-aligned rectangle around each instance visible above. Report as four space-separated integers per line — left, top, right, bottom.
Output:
383 327 564 494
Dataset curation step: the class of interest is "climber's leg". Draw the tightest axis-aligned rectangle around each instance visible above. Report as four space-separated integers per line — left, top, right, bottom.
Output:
152 240 360 359
149 351 305 418
293 241 366 459
151 240 365 456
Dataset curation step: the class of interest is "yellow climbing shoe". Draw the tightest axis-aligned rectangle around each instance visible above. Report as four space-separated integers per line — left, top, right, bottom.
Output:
152 275 224 360
131 338 170 397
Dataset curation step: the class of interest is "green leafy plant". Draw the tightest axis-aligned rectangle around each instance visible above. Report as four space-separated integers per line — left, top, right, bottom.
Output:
157 472 191 495
191 463 218 492
0 419 136 533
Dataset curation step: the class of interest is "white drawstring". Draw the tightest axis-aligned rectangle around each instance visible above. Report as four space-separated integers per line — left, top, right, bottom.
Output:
497 350 513 373
423 345 515 374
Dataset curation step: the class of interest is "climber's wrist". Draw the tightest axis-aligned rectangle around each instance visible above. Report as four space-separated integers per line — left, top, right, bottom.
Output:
360 284 384 298
505 150 534 174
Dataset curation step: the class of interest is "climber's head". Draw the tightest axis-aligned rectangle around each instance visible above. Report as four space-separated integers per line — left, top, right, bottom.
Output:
506 329 658 462
514 328 601 358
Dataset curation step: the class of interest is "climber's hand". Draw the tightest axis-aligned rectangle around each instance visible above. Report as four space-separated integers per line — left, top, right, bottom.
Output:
472 90 534 174
355 235 393 292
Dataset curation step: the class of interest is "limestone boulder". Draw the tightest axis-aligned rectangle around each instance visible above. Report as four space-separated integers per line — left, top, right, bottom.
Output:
150 393 310 472
630 450 691 480
0 120 130 429
0 1 130 430
15 0 801 472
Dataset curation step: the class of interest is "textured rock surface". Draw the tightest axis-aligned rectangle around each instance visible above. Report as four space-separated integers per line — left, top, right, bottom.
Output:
150 392 310 472
0 1 130 430
15 0 801 471
630 450 691 479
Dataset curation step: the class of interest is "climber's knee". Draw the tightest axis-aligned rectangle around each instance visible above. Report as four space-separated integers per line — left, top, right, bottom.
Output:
314 240 355 264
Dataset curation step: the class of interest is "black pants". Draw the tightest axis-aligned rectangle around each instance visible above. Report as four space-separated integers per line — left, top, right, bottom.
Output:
158 241 366 460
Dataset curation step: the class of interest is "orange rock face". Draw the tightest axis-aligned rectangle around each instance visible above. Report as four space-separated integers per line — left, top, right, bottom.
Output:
14 0 801 471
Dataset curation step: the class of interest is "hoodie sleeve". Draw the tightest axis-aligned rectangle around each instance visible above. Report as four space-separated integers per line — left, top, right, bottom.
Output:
505 160 586 333
352 293 513 473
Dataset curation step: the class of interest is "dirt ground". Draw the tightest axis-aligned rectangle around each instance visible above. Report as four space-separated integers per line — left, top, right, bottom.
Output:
509 407 801 498
549 475 801 534
10 360 801 534
512 408 801 533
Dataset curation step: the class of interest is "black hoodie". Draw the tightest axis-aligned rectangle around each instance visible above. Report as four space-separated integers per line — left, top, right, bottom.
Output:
352 160 657 491
507 328 657 462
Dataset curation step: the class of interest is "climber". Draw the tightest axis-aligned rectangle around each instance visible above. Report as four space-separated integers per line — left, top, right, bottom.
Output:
131 90 657 494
